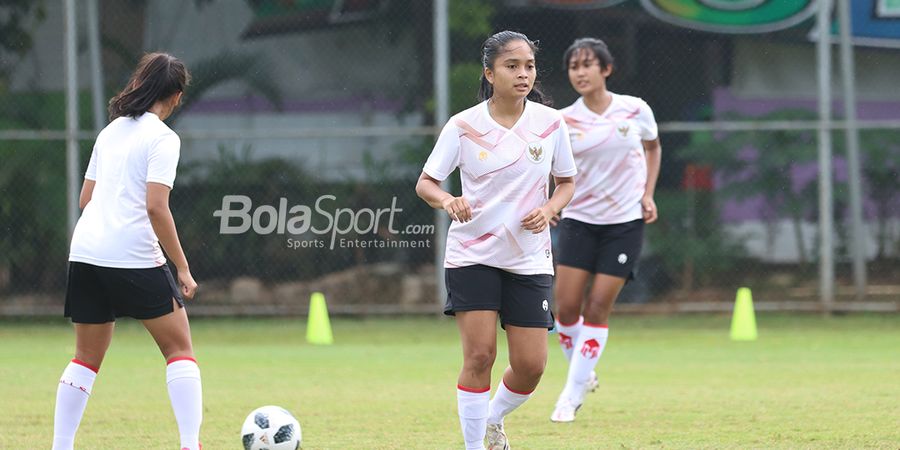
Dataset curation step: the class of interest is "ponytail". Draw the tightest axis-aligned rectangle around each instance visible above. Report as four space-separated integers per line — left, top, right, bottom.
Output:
108 52 191 121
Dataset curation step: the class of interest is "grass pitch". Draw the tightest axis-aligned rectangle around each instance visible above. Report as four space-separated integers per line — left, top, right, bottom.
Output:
1 314 897 449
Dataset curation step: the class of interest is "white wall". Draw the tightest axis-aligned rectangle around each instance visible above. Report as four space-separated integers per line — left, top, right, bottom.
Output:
730 38 900 101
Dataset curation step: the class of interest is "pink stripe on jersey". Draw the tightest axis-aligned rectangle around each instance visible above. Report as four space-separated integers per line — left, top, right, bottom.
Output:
564 115 588 131
573 127 616 155
456 118 498 151
568 193 595 208
461 232 498 249
537 120 561 139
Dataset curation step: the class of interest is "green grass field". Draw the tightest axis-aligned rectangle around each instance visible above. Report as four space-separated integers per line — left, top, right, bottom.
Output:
1 314 898 449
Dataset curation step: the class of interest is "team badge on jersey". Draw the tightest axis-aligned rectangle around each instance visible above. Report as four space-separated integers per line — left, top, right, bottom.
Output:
527 143 544 163
617 124 630 138
478 150 488 161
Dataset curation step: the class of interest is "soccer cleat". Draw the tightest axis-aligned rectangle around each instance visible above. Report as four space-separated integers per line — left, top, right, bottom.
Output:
486 422 510 450
550 397 582 423
586 370 599 393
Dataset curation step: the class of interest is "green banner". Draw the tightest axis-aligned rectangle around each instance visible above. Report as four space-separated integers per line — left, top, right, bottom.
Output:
641 0 817 33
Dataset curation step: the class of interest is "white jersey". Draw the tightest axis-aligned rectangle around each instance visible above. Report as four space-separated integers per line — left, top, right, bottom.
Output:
560 93 658 225
69 112 180 268
424 100 577 275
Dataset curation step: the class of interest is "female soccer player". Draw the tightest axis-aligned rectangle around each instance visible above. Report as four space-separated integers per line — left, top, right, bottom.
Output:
52 52 201 450
550 38 662 423
416 31 576 450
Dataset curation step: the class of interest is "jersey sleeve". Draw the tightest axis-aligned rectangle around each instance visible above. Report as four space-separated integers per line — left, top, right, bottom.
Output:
636 99 659 141
84 146 98 181
551 119 577 178
146 132 181 188
422 121 460 181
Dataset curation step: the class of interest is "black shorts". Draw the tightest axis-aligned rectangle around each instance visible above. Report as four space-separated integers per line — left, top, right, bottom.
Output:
64 262 184 324
555 218 644 279
444 264 554 329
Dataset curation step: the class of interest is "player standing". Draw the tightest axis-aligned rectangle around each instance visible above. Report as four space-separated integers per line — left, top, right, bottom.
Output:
416 31 576 450
550 38 662 422
51 52 202 450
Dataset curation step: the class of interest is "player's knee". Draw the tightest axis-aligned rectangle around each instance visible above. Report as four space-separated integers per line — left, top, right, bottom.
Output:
464 349 496 374
158 341 194 362
556 308 580 326
585 294 614 318
512 358 546 381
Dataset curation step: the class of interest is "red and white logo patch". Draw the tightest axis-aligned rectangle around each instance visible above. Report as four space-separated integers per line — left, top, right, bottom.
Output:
559 332 573 350
581 338 601 359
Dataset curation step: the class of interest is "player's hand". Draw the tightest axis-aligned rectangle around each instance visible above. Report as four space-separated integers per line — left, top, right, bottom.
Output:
549 213 561 227
522 206 554 233
178 269 198 300
441 196 472 223
641 195 658 224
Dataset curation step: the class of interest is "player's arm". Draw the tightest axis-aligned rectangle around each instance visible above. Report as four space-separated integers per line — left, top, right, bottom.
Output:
641 138 661 223
415 172 472 222
78 180 95 210
146 182 197 299
523 176 574 233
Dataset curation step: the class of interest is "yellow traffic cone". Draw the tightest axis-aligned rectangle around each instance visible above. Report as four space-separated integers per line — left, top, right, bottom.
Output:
306 292 334 345
730 287 757 341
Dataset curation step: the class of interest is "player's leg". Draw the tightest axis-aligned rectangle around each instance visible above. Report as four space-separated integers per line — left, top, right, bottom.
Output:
446 265 503 450
554 265 590 361
456 310 499 450
489 325 548 422
561 274 623 396
554 220 642 422
54 262 115 450
553 219 597 362
125 264 200 450
486 272 552 449
53 323 114 450
142 300 202 450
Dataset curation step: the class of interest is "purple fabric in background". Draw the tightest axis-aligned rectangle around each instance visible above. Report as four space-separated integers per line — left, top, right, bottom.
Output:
712 88 900 223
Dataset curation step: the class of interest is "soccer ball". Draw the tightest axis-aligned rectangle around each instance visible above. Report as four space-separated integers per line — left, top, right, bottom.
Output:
241 405 302 450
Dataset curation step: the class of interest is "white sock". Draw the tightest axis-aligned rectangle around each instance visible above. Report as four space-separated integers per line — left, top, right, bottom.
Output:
555 316 583 362
53 359 98 450
457 385 489 450
166 358 202 450
561 322 608 404
487 379 533 425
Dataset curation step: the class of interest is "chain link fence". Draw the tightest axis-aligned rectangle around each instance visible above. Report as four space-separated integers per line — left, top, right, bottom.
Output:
1 0 898 316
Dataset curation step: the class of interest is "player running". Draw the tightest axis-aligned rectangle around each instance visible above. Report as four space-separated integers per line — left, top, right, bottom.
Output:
51 52 202 450
416 31 576 450
550 38 662 423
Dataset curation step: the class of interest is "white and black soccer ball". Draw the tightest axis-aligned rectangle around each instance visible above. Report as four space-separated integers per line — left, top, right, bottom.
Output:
241 405 302 450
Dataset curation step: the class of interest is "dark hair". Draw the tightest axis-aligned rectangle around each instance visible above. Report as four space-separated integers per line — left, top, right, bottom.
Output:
563 38 615 72
478 31 551 106
108 52 191 121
